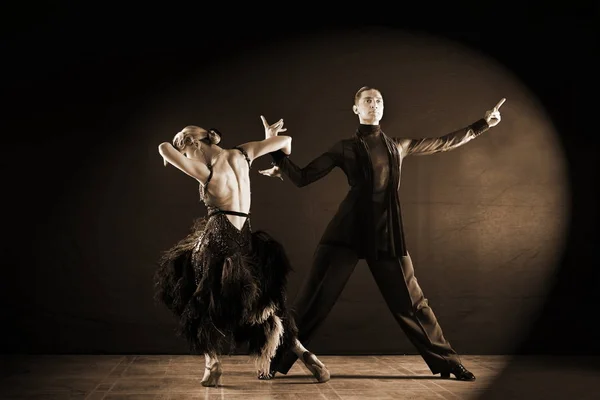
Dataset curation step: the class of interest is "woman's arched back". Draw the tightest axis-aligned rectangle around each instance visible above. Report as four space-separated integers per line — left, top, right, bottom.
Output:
201 147 253 231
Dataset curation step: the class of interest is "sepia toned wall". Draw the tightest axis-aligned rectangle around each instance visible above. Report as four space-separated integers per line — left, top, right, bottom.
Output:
4 29 569 356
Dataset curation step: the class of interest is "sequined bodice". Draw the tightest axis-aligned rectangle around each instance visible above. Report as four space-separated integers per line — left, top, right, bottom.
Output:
191 213 253 277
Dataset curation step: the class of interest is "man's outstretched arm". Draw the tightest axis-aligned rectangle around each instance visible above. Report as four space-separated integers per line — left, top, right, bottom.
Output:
398 98 505 157
266 141 344 188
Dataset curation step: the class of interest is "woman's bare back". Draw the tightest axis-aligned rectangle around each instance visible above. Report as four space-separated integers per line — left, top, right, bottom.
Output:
202 149 252 231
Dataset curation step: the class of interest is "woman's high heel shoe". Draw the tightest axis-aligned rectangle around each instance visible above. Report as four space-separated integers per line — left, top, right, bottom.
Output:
301 351 330 383
201 362 223 387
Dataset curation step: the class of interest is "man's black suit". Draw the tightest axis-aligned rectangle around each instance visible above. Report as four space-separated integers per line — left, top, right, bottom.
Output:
269 118 490 375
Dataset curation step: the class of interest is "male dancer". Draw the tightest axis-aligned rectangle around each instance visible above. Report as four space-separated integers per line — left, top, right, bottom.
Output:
260 87 505 381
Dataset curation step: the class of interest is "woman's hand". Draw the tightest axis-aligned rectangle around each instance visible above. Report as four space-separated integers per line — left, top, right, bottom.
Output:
258 166 283 180
260 115 287 139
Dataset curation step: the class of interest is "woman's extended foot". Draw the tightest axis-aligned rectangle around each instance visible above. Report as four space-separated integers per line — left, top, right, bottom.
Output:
201 362 223 387
301 351 330 383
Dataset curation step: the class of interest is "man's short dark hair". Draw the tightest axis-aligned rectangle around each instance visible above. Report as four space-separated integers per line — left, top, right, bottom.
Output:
354 86 381 105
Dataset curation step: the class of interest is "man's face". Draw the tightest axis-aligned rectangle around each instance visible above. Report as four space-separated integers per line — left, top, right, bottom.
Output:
353 89 384 124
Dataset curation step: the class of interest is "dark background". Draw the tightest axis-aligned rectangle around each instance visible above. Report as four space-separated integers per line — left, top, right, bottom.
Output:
1 0 597 379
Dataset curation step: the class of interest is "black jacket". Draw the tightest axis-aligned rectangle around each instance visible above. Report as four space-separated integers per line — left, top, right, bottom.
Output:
270 118 490 260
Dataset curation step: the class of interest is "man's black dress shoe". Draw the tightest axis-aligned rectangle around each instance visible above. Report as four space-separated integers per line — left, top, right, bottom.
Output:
257 370 276 380
441 363 476 381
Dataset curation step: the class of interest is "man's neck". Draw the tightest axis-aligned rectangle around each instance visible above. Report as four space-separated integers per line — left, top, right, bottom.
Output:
357 123 381 137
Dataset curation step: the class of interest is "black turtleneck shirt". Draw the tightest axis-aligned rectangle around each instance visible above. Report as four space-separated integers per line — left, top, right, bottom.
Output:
358 124 389 197
358 124 391 251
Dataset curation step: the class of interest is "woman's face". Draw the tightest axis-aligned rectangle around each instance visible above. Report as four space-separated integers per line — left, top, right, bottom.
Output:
184 130 209 152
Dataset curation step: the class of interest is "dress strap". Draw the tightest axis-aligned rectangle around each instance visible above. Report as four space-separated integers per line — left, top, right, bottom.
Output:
208 209 251 218
234 146 251 167
204 167 214 187
200 148 223 189
198 165 213 202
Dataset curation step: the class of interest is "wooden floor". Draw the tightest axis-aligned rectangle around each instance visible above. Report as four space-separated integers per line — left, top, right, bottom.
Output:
0 355 598 399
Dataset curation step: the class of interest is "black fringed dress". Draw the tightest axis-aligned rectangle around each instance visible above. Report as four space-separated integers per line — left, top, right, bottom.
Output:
154 147 297 370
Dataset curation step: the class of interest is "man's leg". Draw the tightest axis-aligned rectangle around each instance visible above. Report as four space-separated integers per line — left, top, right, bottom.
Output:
367 252 475 380
272 244 359 374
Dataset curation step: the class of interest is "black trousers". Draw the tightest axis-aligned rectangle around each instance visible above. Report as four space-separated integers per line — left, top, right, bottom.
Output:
271 244 461 375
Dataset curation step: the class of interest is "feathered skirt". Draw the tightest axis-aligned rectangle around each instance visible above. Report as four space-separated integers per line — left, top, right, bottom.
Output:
154 213 298 367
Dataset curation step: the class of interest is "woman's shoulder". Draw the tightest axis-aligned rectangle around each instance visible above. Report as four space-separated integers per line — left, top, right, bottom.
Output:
229 146 251 165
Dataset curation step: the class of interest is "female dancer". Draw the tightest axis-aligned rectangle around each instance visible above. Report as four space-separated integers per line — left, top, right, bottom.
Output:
154 116 329 387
